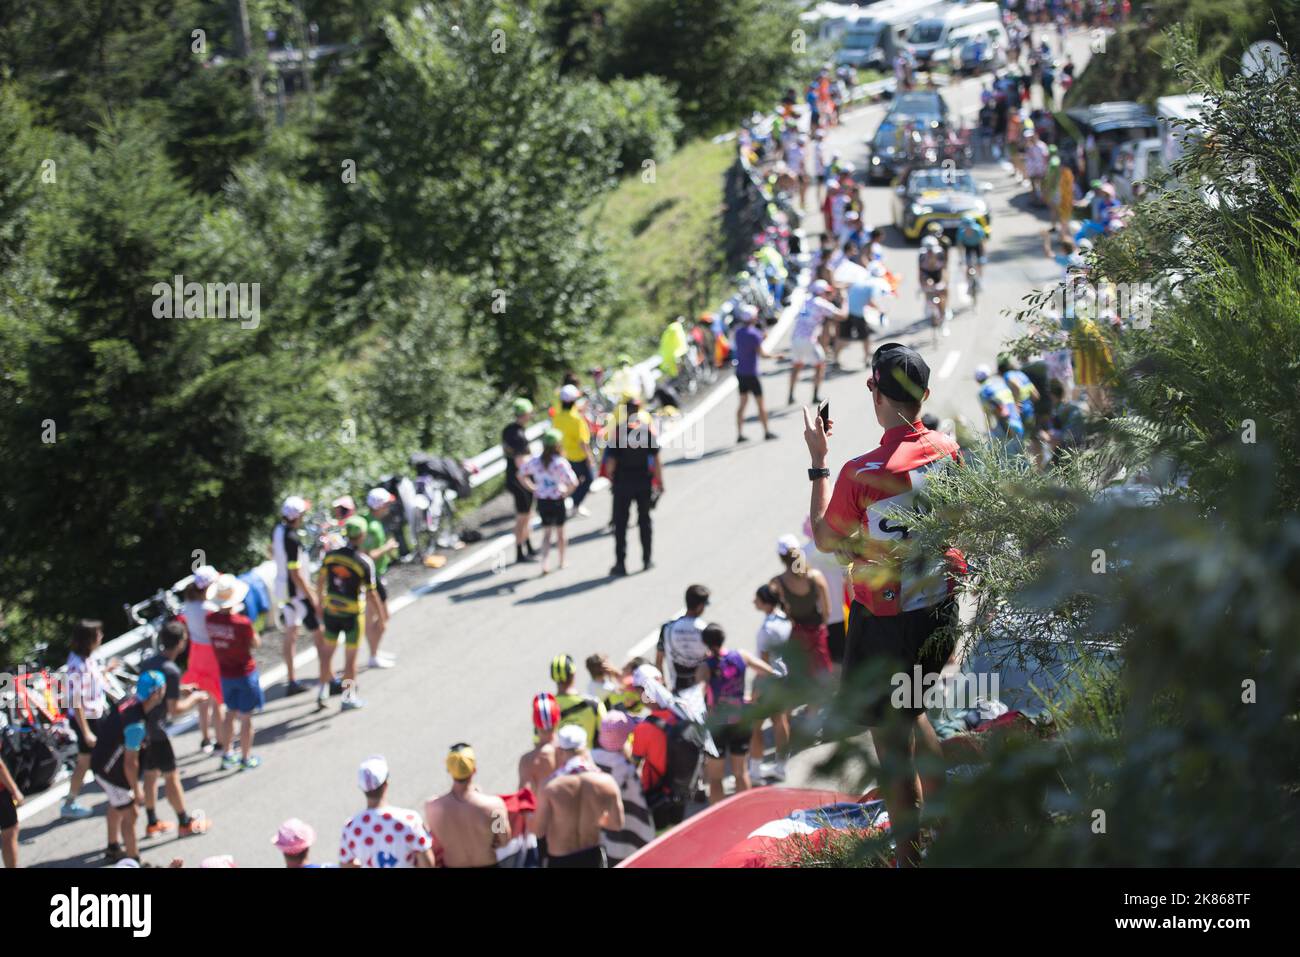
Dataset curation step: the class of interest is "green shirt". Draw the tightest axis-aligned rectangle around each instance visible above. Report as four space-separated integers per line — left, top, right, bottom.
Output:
365 514 393 577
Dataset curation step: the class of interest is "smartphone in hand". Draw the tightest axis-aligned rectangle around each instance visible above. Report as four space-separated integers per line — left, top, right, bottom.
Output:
818 401 830 430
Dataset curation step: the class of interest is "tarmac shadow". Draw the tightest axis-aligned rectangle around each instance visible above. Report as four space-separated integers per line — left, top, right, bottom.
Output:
514 574 615 605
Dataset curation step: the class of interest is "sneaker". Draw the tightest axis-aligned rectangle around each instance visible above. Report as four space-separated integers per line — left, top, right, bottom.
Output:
748 759 765 784
737 433 749 443
145 820 175 837
770 760 788 782
61 799 93 820
341 694 366 711
179 811 210 836
764 431 779 441
220 752 240 770
239 756 262 771
609 563 628 578
285 681 309 697
315 686 329 710
367 655 396 670
329 677 345 696
199 738 218 755
105 844 128 863
642 558 654 572
516 550 536 564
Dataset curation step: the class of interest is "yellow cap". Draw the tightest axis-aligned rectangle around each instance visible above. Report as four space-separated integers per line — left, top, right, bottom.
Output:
446 744 477 781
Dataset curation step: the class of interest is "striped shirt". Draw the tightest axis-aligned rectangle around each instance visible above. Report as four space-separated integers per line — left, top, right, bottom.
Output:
592 748 655 862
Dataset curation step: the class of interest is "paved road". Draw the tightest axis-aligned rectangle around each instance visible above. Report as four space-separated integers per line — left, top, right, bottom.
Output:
18 31 1096 867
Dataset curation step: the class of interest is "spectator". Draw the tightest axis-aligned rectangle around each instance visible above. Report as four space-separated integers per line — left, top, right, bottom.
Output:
769 536 835 687
518 693 561 796
733 305 779 443
518 429 579 576
272 818 337 868
750 585 793 783
61 619 113 819
362 488 400 670
696 625 776 804
1 750 20 868
90 669 168 864
139 620 211 837
550 655 606 749
271 495 323 696
340 755 435 868
585 655 620 701
591 712 654 865
177 567 225 753
425 744 511 868
503 398 538 565
315 516 384 711
536 725 624 868
552 383 597 517
629 665 699 830
206 574 265 771
657 584 711 693
805 342 964 867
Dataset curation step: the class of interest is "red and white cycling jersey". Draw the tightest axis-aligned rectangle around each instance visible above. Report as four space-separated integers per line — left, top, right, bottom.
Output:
824 422 965 616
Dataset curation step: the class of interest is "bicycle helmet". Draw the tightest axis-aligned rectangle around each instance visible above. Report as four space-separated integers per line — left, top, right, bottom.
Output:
532 693 559 731
974 365 991 383
921 236 941 250
550 654 575 683
925 222 944 237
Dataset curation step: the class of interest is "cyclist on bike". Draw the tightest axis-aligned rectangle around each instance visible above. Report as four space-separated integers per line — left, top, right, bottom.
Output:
955 213 987 281
918 235 949 330
974 365 1025 452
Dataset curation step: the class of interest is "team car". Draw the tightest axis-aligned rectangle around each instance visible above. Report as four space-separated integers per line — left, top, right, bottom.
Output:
891 163 993 242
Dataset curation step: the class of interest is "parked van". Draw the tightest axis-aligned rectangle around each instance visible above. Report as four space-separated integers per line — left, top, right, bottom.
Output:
836 0 950 70
905 2 1003 69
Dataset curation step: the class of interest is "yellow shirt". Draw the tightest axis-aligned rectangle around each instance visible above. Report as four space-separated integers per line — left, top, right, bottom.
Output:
552 407 591 463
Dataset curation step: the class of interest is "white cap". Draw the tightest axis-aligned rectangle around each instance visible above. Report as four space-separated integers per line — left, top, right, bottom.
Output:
776 534 801 557
740 303 759 322
974 365 991 383
1076 238 1094 252
366 488 395 510
192 565 219 591
555 725 588 751
281 496 309 520
811 279 831 295
868 261 886 278
631 663 664 689
559 384 581 403
357 755 390 792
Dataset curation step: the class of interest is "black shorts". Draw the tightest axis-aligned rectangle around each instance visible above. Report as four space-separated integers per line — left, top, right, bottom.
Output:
710 722 751 757
0 788 16 830
826 619 847 664
737 374 763 397
375 576 388 603
141 736 177 774
72 714 103 755
921 268 944 287
962 244 983 266
322 612 364 648
839 314 869 341
546 845 607 868
537 498 567 528
842 598 958 725
507 477 533 514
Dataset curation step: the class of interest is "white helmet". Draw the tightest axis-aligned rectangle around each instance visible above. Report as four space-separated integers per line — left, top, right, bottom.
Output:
973 365 991 383
921 236 941 250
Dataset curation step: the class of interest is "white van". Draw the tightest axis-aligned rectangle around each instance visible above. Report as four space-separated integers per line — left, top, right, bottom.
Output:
906 2 1003 68
836 0 951 70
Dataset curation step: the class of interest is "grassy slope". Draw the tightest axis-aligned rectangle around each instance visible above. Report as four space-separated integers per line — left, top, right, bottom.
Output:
585 137 735 362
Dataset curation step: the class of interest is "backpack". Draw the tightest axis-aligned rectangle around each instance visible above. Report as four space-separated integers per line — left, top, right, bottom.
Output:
642 714 706 812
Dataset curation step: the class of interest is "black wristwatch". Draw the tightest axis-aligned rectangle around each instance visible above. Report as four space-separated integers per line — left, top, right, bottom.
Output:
808 466 831 481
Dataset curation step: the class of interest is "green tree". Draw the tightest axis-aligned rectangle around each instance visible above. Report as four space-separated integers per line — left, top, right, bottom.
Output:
598 0 809 136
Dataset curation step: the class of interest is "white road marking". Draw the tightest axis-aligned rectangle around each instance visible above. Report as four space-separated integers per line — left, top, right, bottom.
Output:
938 350 962 380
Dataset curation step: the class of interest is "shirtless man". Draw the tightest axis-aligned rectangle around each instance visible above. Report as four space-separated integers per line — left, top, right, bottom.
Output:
424 743 511 868
518 693 560 795
535 725 624 868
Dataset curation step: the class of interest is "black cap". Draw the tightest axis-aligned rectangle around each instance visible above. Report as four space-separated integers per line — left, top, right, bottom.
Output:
871 342 930 403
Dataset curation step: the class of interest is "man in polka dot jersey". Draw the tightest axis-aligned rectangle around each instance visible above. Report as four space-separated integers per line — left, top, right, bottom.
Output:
339 755 435 867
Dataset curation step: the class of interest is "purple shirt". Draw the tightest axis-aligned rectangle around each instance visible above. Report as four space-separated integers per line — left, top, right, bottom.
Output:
733 325 765 377
707 650 747 710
